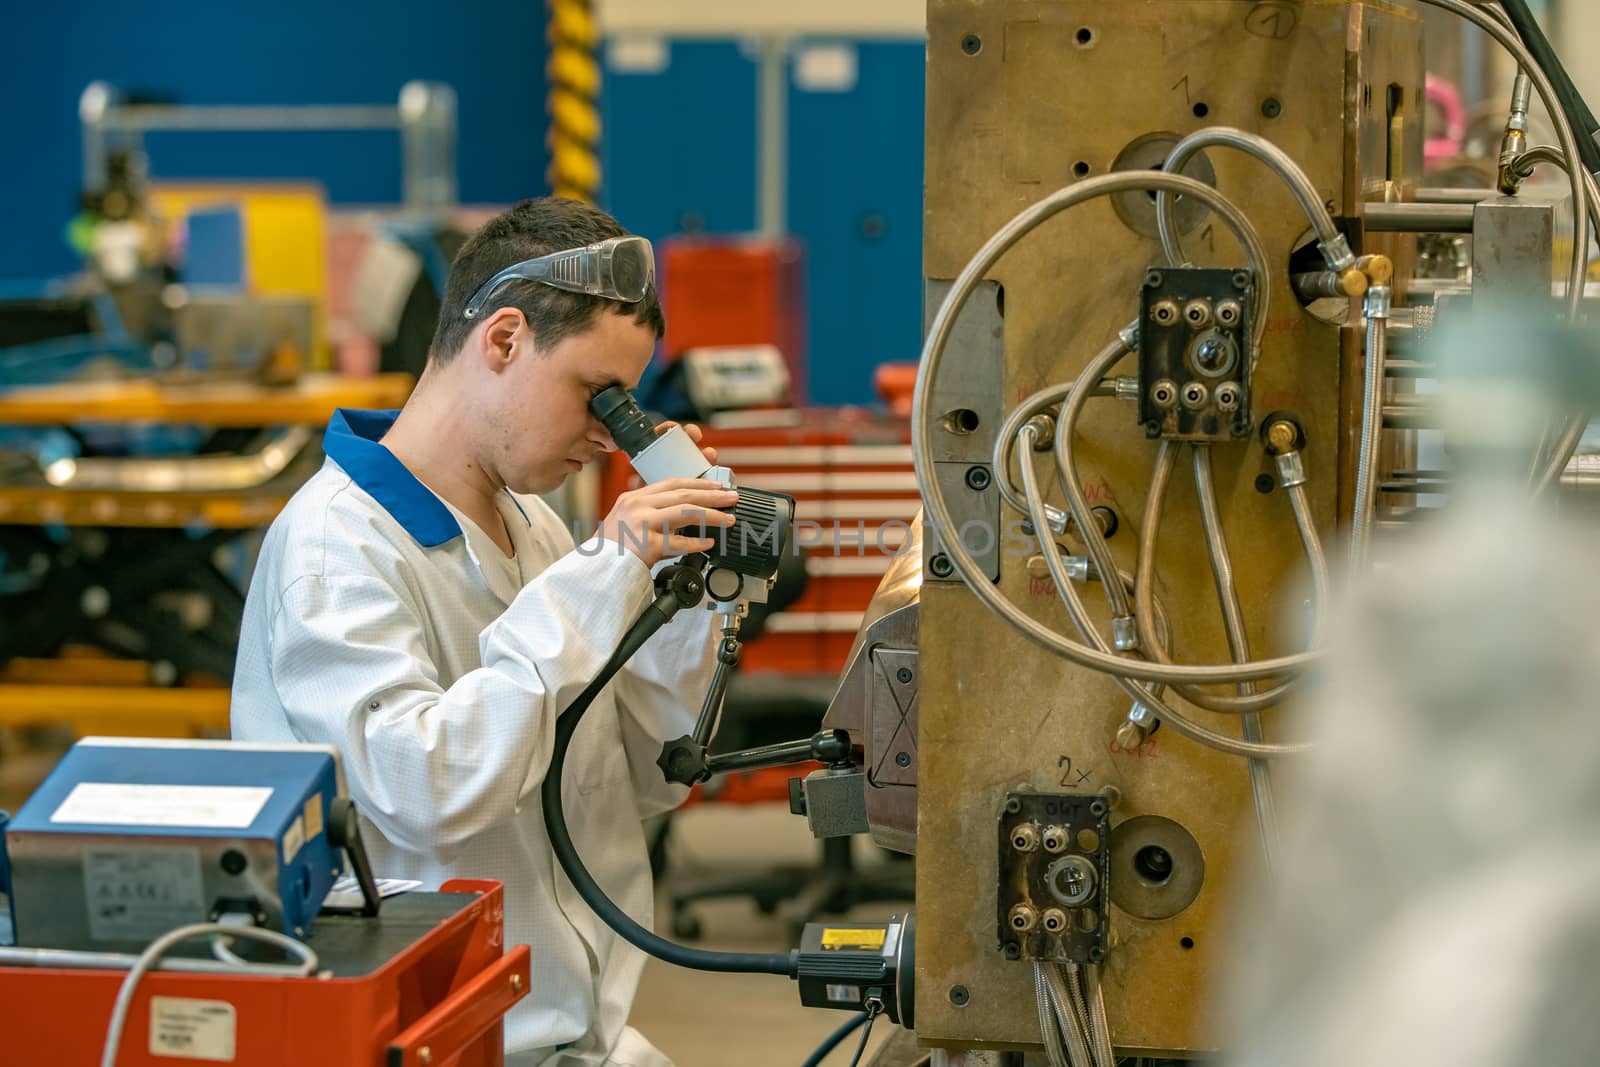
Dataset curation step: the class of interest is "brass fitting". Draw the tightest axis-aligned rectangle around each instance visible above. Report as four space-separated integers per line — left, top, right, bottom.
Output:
1008 903 1039 933
1266 420 1299 455
1354 254 1393 287
1115 720 1147 750
1336 268 1369 297
1497 74 1534 195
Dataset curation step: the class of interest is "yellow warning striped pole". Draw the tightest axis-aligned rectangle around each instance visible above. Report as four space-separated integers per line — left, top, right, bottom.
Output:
547 0 600 203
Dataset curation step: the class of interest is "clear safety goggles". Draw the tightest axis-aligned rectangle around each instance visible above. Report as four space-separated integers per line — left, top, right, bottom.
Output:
462 235 656 319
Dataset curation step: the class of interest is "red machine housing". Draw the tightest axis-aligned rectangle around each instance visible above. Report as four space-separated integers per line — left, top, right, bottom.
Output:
660 237 807 400
0 879 527 1067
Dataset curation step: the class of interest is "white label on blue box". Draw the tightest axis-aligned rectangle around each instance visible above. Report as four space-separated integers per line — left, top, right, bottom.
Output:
85 847 206 942
51 783 273 829
150 996 237 1062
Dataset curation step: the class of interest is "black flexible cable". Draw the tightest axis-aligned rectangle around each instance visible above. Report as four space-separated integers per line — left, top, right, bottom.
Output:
541 578 799 977
844 1005 880 1067
801 1012 869 1067
1497 0 1600 176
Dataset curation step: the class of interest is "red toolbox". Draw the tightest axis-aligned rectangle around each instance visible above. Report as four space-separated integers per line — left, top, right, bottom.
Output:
0 879 528 1067
660 237 808 400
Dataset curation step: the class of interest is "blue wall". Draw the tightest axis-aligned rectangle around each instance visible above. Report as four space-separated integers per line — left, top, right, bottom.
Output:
602 38 925 405
0 0 550 281
0 11 926 406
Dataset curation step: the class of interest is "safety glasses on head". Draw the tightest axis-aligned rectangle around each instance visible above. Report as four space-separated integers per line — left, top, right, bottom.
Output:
463 234 656 320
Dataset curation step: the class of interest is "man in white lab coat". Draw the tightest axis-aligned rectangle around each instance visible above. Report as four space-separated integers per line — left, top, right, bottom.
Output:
231 197 734 1065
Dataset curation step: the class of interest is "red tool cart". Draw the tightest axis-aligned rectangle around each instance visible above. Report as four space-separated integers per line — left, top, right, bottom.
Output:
0 879 528 1067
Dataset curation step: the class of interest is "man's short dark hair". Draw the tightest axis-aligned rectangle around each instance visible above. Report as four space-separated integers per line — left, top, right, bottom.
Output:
428 197 665 363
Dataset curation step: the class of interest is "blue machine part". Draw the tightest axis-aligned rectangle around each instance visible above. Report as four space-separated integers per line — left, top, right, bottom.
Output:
5 738 345 953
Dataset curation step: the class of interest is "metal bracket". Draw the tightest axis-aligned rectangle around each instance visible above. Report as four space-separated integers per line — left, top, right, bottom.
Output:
924 278 1004 580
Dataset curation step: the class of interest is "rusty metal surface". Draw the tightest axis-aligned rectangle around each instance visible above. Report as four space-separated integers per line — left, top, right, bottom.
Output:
917 0 1422 1052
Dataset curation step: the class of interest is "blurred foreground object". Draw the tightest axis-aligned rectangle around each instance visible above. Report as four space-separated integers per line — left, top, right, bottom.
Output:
1224 309 1600 1066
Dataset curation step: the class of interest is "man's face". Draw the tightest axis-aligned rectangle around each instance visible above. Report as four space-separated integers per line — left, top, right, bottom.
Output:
490 310 656 495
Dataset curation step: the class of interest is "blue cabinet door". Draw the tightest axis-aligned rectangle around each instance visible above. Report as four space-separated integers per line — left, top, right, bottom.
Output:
600 40 760 244
787 40 925 406
601 36 924 406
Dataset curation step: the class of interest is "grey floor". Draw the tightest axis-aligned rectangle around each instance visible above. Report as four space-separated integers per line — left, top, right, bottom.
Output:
636 803 909 1066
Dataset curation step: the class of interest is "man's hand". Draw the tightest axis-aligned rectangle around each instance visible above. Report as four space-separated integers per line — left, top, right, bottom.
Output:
598 478 738 566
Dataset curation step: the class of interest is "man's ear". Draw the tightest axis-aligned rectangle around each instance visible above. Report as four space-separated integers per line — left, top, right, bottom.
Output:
477 307 528 373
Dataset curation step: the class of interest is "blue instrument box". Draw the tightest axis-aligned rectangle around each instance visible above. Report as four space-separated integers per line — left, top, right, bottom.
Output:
5 738 345 952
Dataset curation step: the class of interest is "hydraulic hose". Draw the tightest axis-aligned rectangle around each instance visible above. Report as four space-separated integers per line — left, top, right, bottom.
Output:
1156 126 1350 285
1053 335 1137 624
1510 144 1600 493
993 377 1119 531
1132 442 1296 715
1285 480 1331 641
1496 0 1600 177
1051 338 1318 695
1192 444 1279 870
1351 287 1391 572
1018 424 1309 758
912 170 1317 686
1417 0 1588 323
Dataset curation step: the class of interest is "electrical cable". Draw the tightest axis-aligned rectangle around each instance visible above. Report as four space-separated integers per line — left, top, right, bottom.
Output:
542 570 799 977
843 1002 881 1067
209 911 256 968
1041 961 1094 1067
209 937 250 968
802 1012 868 1067
1064 964 1112 1067
100 923 318 1067
911 169 1320 687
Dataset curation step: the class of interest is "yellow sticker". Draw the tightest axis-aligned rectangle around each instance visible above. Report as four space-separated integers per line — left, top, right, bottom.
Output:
820 927 886 950
303 795 324 842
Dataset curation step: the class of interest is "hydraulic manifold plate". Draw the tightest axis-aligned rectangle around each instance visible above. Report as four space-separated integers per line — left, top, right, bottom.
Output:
1138 267 1253 441
997 792 1111 964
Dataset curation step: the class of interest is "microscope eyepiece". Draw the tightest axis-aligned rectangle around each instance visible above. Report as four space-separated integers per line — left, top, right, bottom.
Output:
590 385 660 458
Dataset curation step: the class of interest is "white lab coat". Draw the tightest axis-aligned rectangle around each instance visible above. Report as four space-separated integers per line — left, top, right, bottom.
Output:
231 409 716 1065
